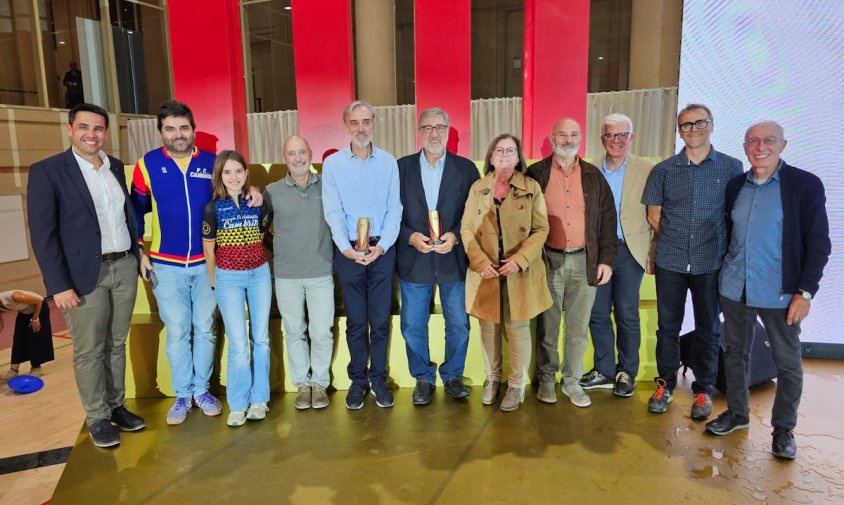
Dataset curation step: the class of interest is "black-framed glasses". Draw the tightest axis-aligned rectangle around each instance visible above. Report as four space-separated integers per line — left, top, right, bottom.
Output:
744 136 781 147
601 132 631 142
419 124 448 135
679 119 712 133
494 147 517 156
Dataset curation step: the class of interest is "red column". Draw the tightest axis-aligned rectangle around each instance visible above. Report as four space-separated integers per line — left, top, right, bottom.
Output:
291 0 355 161
414 0 472 158
167 0 248 156
522 0 590 159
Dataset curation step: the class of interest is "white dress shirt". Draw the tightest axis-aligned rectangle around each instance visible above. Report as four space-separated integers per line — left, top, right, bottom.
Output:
72 149 132 254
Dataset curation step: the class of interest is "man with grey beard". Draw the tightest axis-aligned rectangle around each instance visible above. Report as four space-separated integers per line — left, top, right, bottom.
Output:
322 100 402 410
396 107 479 405
526 118 617 408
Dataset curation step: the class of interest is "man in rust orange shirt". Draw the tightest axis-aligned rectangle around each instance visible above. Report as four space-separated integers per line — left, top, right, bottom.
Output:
526 117 617 407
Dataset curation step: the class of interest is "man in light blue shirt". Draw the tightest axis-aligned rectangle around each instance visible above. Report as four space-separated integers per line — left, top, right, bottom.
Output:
706 121 830 462
322 100 402 410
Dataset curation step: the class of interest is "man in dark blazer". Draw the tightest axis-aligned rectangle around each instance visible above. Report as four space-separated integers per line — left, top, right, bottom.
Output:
28 103 145 448
397 107 480 405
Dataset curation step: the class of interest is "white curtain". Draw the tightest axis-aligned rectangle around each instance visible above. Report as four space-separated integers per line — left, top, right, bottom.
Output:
471 97 523 161
126 87 678 164
127 117 160 163
248 110 297 164
586 87 678 161
372 104 416 158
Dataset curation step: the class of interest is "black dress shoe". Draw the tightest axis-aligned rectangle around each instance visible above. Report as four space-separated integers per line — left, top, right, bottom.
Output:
111 405 146 431
90 419 120 448
772 429 797 460
443 378 470 399
412 381 435 405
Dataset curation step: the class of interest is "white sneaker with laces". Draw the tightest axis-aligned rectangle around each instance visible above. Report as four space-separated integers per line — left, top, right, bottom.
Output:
246 403 269 421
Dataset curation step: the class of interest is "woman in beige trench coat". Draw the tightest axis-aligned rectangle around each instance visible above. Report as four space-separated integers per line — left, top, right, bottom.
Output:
460 134 552 411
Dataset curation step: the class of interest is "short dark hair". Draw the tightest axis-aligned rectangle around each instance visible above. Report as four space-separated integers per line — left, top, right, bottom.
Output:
483 133 527 175
677 103 713 123
157 100 196 132
68 103 109 129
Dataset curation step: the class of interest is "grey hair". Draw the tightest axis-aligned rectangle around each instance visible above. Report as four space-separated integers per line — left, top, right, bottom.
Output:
342 100 376 122
602 113 633 134
418 107 450 128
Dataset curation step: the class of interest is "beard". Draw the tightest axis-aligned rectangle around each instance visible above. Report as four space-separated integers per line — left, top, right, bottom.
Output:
552 140 578 161
424 136 448 157
351 133 373 149
165 136 194 155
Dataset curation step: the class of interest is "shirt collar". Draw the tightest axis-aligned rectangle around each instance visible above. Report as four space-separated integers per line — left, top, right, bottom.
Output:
344 144 377 160
283 170 319 187
677 146 719 165
72 148 110 172
747 159 783 186
601 155 628 174
419 150 446 171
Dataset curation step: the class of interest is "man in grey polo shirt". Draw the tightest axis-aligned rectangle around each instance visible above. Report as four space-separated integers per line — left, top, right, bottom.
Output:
265 136 335 410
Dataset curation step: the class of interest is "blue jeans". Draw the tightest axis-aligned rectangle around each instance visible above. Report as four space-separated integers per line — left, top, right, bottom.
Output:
588 242 645 378
720 296 803 431
654 266 720 394
399 279 470 384
275 276 335 388
215 264 272 411
334 246 396 387
152 263 217 398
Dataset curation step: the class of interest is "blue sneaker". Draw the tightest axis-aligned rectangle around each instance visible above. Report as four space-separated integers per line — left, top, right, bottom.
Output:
370 382 394 408
166 397 192 425
194 392 222 417
345 383 367 410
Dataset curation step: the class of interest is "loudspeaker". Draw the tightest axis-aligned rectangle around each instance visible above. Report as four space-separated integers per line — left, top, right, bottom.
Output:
679 320 778 393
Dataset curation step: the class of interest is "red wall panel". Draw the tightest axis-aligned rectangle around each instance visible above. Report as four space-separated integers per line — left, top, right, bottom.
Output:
291 0 355 161
414 0 472 158
522 0 590 159
167 0 248 156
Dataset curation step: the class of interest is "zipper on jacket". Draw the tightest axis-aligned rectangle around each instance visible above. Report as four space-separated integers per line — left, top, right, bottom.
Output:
181 169 192 267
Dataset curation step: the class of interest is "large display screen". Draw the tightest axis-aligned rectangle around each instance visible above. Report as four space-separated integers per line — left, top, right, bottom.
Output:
677 0 843 344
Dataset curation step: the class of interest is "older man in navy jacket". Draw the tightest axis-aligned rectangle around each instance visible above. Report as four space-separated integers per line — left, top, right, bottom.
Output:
28 103 145 448
397 107 480 405
705 121 830 461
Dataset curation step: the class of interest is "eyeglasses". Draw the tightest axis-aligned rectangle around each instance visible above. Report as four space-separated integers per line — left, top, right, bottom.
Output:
744 136 781 147
601 132 631 142
678 119 712 133
494 147 517 156
419 124 448 135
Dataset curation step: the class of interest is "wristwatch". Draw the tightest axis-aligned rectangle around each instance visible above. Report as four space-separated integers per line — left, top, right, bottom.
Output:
799 290 812 300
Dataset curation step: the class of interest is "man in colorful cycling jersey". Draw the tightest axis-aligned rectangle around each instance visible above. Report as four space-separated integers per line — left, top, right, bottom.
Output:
131 101 261 425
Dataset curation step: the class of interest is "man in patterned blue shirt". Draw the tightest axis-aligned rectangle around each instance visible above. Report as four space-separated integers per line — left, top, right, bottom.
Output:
642 103 743 419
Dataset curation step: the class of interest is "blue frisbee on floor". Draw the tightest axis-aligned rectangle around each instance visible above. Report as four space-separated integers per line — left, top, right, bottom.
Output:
8 375 44 394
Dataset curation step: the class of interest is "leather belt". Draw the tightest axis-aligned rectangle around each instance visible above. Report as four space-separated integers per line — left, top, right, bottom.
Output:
102 250 130 263
545 246 585 255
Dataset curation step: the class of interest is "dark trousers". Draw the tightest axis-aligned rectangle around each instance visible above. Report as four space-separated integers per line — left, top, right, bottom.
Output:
334 247 396 387
11 304 54 367
588 242 645 378
654 266 720 394
720 296 802 431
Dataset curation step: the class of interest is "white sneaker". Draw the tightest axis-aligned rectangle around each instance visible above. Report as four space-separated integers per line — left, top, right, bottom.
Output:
246 403 269 421
227 410 247 427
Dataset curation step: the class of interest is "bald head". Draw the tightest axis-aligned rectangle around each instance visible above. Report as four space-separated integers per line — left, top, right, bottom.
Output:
744 121 784 140
550 117 582 161
283 135 313 179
